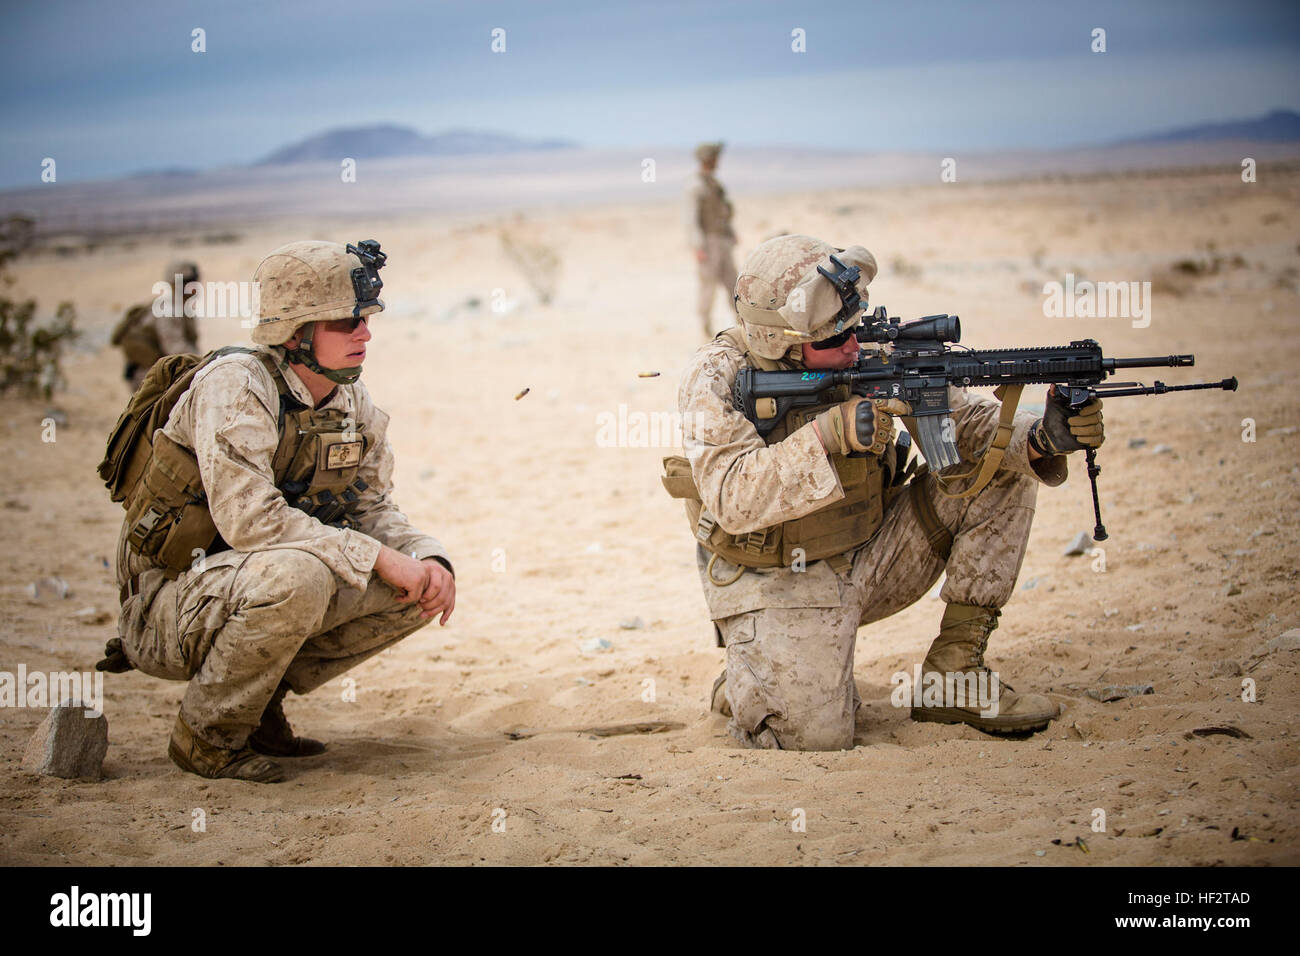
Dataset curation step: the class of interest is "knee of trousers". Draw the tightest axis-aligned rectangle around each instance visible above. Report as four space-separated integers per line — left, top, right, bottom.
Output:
232 550 335 628
936 465 1039 531
724 637 855 753
985 467 1040 508
382 598 433 634
368 585 435 626
732 706 854 752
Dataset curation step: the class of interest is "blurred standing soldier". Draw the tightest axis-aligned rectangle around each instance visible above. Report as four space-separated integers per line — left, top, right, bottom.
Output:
111 260 202 391
687 142 738 338
97 240 455 782
664 234 1105 751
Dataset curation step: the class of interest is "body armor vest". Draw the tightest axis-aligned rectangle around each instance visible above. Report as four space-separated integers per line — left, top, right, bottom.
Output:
663 328 891 576
121 349 370 576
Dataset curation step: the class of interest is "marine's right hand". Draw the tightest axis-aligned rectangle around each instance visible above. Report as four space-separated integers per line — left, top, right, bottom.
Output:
814 397 911 457
374 546 429 603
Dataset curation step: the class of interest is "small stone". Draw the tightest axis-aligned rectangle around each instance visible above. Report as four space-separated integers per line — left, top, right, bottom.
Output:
1266 629 1300 653
1151 444 1173 455
22 705 108 779
418 468 436 481
1127 437 1147 449
1224 583 1242 597
1063 531 1093 556
1104 608 1119 618
1021 576 1042 591
1266 426 1297 437
26 577 70 601
1034 850 1046 857
580 637 613 654
1125 624 1145 632
584 543 603 554
619 617 644 630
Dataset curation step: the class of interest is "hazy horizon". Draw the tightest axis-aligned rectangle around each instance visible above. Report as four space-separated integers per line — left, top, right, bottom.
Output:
2 0 1297 189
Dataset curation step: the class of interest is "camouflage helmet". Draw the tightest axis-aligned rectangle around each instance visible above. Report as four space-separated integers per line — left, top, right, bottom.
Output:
163 260 199 285
695 141 723 164
733 235 877 361
250 240 384 346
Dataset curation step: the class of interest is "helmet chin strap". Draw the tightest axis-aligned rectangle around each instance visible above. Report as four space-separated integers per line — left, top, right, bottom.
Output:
284 322 362 385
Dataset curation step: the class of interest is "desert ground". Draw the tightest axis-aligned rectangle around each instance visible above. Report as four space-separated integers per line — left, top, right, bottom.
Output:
1 160 1297 865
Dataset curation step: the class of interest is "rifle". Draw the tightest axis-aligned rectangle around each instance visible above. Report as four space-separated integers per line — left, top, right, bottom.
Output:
733 305 1237 542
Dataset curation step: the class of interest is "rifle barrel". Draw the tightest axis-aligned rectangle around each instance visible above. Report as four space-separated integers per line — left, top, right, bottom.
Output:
1107 354 1194 369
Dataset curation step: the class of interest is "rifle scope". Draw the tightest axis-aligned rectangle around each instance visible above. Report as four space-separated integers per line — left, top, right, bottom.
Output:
860 313 961 345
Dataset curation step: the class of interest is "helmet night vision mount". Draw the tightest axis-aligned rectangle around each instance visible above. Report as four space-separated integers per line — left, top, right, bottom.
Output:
346 239 386 311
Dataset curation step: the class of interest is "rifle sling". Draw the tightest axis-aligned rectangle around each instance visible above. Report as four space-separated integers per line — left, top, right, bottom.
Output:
905 384 1023 500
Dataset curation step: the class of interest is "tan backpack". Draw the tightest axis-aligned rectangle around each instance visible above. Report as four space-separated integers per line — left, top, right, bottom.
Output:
97 347 264 572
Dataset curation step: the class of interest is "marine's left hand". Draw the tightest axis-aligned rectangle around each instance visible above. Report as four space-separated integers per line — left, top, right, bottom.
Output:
418 559 456 624
1036 386 1105 455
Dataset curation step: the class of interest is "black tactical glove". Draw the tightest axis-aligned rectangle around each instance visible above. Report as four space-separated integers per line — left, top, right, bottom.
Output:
815 397 911 457
1031 391 1104 455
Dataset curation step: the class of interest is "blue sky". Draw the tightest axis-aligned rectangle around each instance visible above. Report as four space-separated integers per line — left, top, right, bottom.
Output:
1 0 1296 188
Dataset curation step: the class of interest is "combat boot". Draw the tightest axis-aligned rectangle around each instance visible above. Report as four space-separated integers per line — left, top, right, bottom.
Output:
248 681 327 757
910 603 1059 735
168 715 283 783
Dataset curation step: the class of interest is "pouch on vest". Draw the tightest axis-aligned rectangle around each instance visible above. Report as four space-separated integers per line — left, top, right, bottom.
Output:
662 454 783 569
122 431 218 572
277 411 370 528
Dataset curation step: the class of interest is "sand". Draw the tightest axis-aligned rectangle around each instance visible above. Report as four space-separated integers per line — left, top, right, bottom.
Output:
1 162 1297 865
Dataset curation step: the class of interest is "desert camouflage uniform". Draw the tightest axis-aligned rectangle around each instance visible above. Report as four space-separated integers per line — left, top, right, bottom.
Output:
687 171 738 337
116 345 449 750
680 335 1068 750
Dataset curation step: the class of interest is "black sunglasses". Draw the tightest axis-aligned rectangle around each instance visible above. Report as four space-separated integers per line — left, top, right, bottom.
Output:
320 315 369 333
809 327 859 350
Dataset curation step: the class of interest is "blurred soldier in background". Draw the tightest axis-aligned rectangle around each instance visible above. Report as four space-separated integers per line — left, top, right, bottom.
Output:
111 260 201 391
686 142 737 338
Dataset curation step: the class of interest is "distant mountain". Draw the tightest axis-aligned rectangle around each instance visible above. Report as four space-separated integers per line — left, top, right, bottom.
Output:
257 124 577 164
125 167 200 179
1113 109 1300 145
